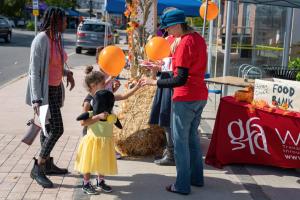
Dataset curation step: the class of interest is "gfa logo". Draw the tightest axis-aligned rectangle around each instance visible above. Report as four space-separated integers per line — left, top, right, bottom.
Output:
227 117 270 155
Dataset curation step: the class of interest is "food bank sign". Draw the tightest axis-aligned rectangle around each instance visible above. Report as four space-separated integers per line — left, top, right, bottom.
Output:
254 79 300 112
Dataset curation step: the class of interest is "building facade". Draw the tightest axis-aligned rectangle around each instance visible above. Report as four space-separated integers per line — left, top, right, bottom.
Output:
210 1 300 77
77 0 105 10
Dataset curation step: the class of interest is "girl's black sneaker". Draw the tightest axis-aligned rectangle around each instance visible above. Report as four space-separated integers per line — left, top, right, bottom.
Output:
82 182 99 195
96 179 112 193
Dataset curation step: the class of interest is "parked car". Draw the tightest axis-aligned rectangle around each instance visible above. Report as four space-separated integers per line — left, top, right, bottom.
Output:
75 19 113 54
0 16 12 43
16 18 26 27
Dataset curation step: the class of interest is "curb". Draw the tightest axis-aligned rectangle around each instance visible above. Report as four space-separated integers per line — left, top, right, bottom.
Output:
0 73 27 90
0 65 85 91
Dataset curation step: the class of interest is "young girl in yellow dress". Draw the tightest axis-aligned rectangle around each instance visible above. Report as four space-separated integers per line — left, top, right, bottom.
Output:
75 66 140 195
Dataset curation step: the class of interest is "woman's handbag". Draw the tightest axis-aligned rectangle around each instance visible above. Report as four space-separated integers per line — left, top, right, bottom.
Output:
22 114 41 145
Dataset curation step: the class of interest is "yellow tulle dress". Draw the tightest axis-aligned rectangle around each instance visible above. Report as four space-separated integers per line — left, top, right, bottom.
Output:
74 119 117 175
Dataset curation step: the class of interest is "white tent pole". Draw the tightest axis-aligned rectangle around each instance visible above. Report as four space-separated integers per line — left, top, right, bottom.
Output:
104 0 108 47
207 0 216 74
282 7 293 68
213 0 222 78
202 0 209 37
222 0 233 96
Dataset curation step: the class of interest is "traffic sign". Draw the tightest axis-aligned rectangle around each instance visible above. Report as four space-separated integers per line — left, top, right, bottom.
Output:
33 9 39 16
33 0 39 10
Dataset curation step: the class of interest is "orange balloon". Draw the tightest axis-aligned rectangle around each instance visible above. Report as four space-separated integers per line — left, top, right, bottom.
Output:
98 46 126 76
145 37 170 61
199 1 219 21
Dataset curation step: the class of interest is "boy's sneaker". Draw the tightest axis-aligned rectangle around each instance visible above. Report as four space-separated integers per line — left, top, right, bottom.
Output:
96 179 112 193
82 182 99 195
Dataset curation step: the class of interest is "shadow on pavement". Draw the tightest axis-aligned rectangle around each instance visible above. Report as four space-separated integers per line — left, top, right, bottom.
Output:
72 173 255 200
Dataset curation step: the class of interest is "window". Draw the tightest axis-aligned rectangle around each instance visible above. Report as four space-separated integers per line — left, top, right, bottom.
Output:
0 19 8 26
81 24 105 32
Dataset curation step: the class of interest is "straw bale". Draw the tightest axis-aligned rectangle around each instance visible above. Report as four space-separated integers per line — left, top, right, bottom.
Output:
115 85 166 156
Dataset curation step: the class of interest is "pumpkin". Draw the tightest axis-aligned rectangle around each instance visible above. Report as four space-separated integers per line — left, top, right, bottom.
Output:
234 85 254 103
252 100 270 109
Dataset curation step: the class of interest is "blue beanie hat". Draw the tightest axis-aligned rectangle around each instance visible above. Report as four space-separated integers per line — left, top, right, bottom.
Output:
160 9 186 29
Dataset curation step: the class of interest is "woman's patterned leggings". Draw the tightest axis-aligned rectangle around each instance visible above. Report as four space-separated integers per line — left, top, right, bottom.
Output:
39 85 64 159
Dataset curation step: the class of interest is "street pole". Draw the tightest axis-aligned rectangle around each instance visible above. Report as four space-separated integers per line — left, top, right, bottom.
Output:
104 0 108 47
33 0 39 36
89 0 93 19
34 15 37 36
153 0 157 35
282 8 293 68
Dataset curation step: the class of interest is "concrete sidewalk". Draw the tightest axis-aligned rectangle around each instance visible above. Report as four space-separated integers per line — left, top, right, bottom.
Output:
0 66 299 200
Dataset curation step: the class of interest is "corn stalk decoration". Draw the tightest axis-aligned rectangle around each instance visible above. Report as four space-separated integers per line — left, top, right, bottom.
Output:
125 0 154 78
116 1 165 156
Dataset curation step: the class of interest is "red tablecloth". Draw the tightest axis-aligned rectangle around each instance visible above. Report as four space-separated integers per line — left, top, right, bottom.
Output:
205 96 300 169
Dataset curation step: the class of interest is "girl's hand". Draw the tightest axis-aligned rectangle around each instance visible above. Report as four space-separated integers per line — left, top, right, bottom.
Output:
133 79 143 89
95 112 109 120
112 80 121 93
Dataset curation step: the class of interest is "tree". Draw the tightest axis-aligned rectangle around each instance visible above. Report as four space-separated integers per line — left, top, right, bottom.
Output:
45 0 77 9
114 0 166 157
125 0 154 78
0 0 77 18
0 0 30 18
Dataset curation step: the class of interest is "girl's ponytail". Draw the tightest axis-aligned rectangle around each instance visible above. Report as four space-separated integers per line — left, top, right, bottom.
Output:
85 65 94 74
83 66 105 92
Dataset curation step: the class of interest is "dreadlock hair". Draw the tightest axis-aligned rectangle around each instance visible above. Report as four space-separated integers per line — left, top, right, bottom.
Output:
41 7 65 40
40 7 65 39
40 7 66 66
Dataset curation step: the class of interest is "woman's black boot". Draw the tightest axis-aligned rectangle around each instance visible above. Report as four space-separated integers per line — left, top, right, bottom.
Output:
30 158 53 188
44 157 68 175
154 149 175 166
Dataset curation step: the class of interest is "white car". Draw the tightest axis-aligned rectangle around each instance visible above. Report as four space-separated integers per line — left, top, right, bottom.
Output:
17 19 26 27
75 19 113 54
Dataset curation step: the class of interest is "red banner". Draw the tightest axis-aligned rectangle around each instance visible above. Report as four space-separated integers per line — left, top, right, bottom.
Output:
205 96 300 169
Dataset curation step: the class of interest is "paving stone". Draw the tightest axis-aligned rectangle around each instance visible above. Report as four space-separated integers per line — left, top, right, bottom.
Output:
6 192 25 200
0 190 10 198
27 183 44 192
23 191 42 200
39 193 58 200
56 191 73 200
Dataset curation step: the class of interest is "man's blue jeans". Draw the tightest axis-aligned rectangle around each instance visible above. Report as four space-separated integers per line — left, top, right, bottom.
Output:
172 100 207 194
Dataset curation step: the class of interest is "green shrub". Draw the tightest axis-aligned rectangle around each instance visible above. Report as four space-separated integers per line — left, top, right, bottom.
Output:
289 58 300 81
26 21 34 31
296 72 300 81
288 57 300 70
186 17 206 27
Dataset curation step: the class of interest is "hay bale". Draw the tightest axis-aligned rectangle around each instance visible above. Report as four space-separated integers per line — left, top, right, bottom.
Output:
115 85 166 156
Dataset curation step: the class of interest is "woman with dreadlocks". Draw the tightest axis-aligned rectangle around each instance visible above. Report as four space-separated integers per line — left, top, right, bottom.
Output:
25 7 75 188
